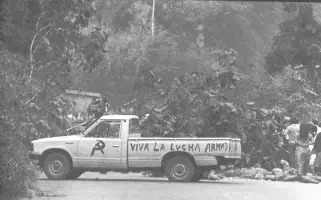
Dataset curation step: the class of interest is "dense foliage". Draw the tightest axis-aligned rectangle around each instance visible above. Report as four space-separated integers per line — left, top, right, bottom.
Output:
0 0 104 198
265 3 321 120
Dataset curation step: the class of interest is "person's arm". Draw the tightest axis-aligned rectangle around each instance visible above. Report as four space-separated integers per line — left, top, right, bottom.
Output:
283 127 290 140
307 136 315 146
295 140 307 147
313 133 321 151
295 135 307 147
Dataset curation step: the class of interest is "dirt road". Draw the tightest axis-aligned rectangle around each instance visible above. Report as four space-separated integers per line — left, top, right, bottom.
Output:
30 172 319 200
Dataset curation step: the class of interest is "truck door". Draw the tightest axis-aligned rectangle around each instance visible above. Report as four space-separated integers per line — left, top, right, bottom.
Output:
101 121 122 169
76 120 115 168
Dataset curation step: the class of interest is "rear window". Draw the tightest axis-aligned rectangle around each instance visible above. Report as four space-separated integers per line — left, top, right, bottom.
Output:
129 118 141 134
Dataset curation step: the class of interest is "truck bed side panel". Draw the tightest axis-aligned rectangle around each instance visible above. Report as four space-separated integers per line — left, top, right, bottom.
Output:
127 138 241 168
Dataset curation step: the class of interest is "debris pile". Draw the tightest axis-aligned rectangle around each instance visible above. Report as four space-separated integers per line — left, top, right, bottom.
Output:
208 160 321 184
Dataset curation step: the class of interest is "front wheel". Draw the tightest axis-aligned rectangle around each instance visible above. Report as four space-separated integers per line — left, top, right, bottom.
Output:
165 156 195 182
66 170 84 180
43 152 71 180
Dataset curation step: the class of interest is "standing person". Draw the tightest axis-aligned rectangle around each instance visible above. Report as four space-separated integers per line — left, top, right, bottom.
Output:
283 121 300 168
313 131 321 176
310 119 321 175
295 123 316 177
309 120 321 171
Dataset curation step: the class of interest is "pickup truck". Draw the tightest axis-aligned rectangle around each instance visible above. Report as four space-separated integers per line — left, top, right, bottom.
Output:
29 115 241 182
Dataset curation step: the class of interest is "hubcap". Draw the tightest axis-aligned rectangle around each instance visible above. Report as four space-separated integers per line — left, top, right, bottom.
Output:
50 160 63 174
173 164 187 178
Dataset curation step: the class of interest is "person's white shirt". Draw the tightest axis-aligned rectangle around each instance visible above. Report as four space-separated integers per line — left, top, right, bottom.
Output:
283 124 300 144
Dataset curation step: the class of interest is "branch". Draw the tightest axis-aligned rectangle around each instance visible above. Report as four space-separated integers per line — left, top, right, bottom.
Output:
23 68 59 108
36 12 45 31
28 24 51 83
102 92 116 98
138 101 169 117
115 91 160 111
308 44 321 52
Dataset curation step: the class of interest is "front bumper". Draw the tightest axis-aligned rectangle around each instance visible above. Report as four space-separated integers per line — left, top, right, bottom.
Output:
28 152 41 165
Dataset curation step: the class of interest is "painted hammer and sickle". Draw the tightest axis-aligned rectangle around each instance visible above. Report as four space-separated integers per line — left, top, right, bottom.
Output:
90 140 106 156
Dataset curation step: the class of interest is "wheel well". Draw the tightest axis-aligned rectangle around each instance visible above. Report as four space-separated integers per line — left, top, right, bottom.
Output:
216 156 236 166
161 151 197 171
40 148 73 168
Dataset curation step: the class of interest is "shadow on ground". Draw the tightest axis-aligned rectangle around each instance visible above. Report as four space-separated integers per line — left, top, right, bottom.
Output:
37 177 244 185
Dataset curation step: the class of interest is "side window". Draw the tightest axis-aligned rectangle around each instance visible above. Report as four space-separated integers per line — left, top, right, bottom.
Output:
129 119 141 135
86 121 121 138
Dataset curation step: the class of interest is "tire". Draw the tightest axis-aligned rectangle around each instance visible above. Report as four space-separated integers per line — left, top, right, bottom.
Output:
43 152 71 180
165 156 195 182
66 170 83 180
192 170 203 182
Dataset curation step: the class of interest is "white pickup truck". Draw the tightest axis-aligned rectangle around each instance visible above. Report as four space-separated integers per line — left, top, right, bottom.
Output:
29 115 241 182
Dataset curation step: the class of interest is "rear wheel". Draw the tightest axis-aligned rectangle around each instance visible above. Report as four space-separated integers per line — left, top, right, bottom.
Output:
165 156 195 182
66 170 84 180
43 152 71 180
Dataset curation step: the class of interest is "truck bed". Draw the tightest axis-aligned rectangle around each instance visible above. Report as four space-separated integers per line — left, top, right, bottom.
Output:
127 137 241 168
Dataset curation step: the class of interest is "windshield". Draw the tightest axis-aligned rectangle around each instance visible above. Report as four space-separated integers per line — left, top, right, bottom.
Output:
64 118 99 136
83 118 98 130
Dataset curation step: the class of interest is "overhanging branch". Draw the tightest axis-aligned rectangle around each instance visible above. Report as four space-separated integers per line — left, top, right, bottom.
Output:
23 66 59 108
28 23 51 83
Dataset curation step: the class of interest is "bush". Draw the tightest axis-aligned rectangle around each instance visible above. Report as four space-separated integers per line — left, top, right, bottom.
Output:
0 49 38 199
0 132 37 200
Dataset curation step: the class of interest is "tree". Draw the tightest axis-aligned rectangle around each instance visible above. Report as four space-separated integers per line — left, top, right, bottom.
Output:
0 0 107 198
264 3 321 120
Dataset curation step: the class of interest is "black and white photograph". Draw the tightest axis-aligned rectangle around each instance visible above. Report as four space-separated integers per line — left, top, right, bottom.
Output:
1 0 321 199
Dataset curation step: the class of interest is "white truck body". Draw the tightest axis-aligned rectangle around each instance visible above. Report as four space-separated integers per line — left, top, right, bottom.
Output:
29 115 241 182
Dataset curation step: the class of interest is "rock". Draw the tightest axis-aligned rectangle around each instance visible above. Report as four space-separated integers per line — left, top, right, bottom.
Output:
272 168 283 176
255 173 264 180
255 168 268 175
220 165 227 170
208 171 221 180
234 169 242 177
240 168 257 179
266 171 274 175
264 174 276 181
217 173 225 179
275 173 286 181
222 169 236 177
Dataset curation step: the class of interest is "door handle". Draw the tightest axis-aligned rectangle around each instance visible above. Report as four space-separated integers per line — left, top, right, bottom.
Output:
112 145 119 147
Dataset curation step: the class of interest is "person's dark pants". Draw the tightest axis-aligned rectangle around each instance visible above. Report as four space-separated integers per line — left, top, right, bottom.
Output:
287 143 297 168
314 152 321 176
